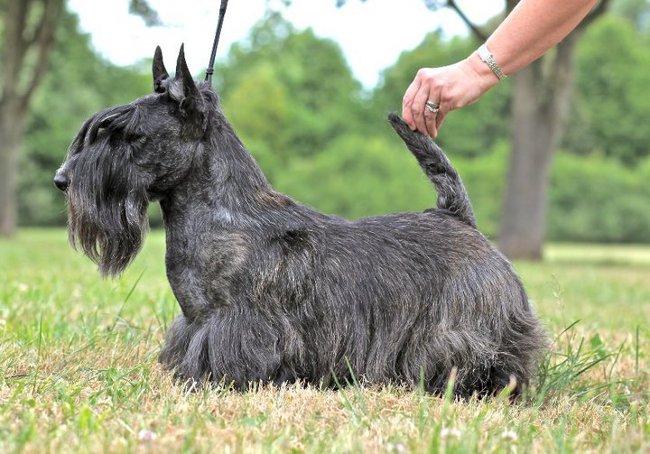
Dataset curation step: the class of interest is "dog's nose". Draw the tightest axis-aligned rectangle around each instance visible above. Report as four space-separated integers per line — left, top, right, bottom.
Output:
54 173 69 192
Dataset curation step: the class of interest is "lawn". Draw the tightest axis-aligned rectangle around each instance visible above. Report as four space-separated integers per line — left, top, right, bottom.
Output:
1 229 648 453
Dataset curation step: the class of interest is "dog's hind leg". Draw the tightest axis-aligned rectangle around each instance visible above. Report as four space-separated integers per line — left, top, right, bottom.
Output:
388 113 476 228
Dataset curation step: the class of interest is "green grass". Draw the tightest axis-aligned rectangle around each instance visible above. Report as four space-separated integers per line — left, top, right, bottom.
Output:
1 229 648 453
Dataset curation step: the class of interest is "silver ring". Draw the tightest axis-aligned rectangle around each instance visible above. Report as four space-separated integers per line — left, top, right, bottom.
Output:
425 101 440 114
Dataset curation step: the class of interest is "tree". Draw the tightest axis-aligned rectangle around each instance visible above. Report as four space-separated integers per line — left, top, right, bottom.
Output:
564 15 650 165
495 0 610 258
0 0 64 236
218 13 366 169
612 0 650 32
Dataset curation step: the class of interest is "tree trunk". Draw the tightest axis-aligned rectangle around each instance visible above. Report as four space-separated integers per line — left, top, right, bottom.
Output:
0 0 63 236
498 33 581 259
0 102 27 236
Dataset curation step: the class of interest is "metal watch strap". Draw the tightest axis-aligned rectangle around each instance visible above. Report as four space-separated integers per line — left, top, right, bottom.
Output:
477 44 507 81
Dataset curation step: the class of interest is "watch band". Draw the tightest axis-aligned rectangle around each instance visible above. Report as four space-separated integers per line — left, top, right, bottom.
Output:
477 44 507 81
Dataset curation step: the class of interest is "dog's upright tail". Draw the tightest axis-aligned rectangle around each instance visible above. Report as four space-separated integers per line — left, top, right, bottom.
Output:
388 113 476 228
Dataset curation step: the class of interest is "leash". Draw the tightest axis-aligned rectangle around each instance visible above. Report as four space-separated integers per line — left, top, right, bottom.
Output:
205 0 229 85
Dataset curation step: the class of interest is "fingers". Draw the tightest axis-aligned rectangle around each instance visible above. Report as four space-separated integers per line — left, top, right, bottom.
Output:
413 89 444 138
410 84 431 135
402 78 420 129
402 59 489 138
423 105 439 138
402 68 446 139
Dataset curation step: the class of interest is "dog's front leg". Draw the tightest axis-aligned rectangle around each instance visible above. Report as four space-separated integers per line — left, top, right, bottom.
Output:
159 306 289 389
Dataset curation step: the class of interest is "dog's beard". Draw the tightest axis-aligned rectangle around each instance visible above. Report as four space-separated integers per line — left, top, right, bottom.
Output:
66 139 150 277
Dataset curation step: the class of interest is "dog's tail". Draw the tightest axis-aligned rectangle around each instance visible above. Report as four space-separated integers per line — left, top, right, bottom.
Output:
388 113 476 228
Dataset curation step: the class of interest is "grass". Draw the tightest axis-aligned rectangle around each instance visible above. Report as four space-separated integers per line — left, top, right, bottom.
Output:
1 228 648 453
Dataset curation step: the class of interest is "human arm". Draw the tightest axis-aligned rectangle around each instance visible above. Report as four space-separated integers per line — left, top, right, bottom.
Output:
402 0 599 138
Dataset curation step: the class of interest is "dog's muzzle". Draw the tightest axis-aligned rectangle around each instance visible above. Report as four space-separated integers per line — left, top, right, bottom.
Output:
53 172 69 192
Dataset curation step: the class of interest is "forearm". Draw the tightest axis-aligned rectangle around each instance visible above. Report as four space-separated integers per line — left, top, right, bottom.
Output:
402 0 600 138
480 0 599 77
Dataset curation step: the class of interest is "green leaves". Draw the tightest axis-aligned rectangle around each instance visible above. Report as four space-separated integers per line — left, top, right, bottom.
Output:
128 0 162 26
565 15 650 165
8 4 650 242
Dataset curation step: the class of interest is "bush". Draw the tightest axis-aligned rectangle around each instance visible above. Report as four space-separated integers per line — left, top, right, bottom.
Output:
269 133 507 238
265 138 650 244
548 152 650 243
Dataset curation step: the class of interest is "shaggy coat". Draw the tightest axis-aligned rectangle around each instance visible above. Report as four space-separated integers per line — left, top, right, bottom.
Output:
55 46 547 397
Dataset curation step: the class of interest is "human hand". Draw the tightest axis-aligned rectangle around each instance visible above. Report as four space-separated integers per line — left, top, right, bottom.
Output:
402 54 498 138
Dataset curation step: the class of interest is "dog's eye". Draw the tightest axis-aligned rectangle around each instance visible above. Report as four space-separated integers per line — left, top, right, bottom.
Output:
88 126 109 144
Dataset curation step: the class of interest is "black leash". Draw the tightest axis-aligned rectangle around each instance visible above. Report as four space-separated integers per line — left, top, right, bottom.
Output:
205 0 229 85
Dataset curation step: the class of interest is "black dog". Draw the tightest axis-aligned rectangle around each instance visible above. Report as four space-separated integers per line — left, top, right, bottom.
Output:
54 46 546 397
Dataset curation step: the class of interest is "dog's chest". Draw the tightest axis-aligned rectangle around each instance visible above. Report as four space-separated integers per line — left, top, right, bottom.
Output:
164 228 248 318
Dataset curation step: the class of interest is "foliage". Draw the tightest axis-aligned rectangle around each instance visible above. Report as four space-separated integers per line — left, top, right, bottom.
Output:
269 133 508 238
612 0 650 32
218 12 368 166
128 0 161 26
274 133 434 218
1 231 648 451
8 4 650 244
548 152 650 243
223 61 290 180
564 15 650 164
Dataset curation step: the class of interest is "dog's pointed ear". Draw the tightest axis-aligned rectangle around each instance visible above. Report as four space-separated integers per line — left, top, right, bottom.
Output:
171 44 206 133
152 46 169 93
175 44 201 106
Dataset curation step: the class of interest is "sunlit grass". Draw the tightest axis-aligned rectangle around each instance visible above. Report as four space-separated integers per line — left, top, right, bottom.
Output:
1 229 648 452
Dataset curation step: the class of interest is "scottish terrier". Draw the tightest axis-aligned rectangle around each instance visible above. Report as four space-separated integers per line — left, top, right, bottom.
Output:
54 46 547 397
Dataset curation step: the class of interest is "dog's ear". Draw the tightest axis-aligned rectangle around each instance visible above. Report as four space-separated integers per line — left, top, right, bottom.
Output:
171 44 206 132
153 46 169 93
174 44 202 109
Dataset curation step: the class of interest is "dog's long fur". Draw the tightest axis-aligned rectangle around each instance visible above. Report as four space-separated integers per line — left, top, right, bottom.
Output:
55 46 547 397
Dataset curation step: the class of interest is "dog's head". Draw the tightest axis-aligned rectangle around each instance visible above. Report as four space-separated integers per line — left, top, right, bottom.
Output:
54 45 215 276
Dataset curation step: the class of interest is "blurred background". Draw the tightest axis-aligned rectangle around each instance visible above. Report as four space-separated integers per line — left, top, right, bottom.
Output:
1 0 649 259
